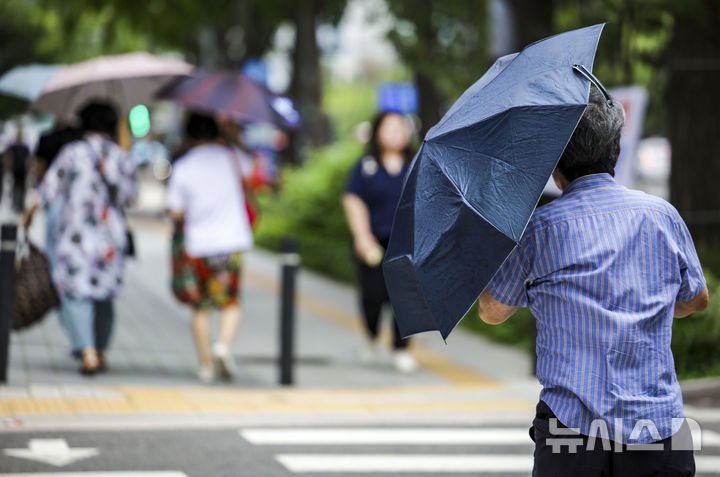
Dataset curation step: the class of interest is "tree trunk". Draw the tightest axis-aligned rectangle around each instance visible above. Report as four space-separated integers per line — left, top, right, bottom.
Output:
290 0 331 149
507 0 554 50
667 1 720 244
415 71 444 138
241 2 275 60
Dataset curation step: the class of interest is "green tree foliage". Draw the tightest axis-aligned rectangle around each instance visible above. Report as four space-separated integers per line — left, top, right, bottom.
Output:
254 81 377 280
254 140 361 281
385 0 489 135
554 0 673 134
666 0 720 244
672 269 720 378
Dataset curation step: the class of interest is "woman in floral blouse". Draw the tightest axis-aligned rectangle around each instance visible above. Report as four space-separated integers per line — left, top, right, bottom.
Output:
25 102 137 375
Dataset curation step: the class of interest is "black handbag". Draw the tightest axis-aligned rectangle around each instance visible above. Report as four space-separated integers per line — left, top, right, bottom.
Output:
12 240 59 331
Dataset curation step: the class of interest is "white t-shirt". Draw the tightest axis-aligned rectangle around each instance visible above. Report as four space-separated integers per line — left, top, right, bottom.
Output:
167 143 253 257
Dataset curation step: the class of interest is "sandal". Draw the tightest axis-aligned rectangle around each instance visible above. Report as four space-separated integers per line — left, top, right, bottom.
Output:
97 352 108 373
80 349 100 376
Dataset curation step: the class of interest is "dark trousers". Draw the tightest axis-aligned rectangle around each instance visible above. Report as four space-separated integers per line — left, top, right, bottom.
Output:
94 299 115 352
356 239 408 350
530 400 695 477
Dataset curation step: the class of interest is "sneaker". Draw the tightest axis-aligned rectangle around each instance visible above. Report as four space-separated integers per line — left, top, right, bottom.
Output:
197 364 214 383
359 342 381 366
393 351 418 373
212 342 238 380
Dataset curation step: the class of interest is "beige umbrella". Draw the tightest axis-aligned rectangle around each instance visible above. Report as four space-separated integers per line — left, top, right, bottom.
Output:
31 52 193 120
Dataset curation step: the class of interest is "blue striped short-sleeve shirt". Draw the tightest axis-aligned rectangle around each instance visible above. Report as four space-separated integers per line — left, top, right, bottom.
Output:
487 173 706 444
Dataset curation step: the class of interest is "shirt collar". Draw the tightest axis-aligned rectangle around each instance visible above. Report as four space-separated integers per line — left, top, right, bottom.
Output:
562 173 617 196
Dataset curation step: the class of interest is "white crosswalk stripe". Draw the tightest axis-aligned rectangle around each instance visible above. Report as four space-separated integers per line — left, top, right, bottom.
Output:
275 454 720 474
241 428 532 445
0 473 188 477
276 454 533 473
240 427 720 475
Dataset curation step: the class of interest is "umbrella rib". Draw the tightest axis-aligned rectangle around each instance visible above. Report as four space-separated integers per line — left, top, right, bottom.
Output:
427 102 585 145
431 52 525 134
429 60 586 141
427 155 516 242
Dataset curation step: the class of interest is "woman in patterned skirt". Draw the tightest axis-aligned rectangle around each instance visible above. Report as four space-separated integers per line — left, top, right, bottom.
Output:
167 112 253 383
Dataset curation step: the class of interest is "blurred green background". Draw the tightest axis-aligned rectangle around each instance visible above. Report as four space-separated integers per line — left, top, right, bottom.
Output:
2 0 718 378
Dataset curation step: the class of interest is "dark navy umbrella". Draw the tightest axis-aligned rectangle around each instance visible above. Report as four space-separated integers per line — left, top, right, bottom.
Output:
383 24 610 339
158 71 300 128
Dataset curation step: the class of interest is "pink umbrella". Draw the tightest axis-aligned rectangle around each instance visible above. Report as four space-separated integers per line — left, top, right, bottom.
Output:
31 52 193 118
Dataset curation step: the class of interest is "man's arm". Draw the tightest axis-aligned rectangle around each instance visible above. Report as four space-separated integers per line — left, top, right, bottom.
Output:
674 286 709 318
478 289 518 325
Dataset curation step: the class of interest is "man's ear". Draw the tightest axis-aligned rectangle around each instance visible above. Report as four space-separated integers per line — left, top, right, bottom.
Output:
552 168 569 191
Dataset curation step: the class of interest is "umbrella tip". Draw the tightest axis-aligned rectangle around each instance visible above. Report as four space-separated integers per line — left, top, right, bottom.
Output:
572 64 615 108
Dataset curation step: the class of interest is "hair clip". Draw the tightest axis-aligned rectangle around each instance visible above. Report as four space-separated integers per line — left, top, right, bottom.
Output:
573 64 615 108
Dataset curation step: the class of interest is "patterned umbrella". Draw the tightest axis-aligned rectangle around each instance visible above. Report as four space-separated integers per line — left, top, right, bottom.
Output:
158 71 300 128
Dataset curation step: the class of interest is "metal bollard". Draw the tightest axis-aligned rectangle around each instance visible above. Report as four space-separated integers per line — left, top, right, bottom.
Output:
0 224 18 383
279 237 299 386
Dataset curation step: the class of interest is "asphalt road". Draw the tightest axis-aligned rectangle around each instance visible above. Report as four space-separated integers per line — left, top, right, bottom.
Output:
2 422 720 477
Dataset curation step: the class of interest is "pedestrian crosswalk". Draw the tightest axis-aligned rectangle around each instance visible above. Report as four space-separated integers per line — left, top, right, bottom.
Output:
0 473 188 477
241 428 532 445
276 454 534 473
241 427 720 475
2 425 720 476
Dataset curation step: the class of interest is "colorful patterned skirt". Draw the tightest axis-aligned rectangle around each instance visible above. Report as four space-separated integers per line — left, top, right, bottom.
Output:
171 231 243 309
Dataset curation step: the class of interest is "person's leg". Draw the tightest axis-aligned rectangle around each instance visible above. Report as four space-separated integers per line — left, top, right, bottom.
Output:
192 308 213 368
60 295 99 374
94 299 114 371
391 320 409 350
358 260 384 340
203 252 243 379
218 304 241 348
94 299 114 352
375 265 416 372
530 401 611 477
213 303 241 379
390 317 417 372
58 299 83 357
357 260 386 365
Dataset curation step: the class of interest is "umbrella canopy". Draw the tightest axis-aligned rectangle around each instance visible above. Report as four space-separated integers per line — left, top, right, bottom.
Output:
383 24 607 340
31 52 193 118
158 71 300 128
0 64 61 101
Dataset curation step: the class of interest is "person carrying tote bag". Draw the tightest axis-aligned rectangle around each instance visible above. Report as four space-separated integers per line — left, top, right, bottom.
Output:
12 232 59 331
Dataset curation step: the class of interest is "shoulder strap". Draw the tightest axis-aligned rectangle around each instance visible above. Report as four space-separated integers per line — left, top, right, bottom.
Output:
226 147 246 194
84 140 121 211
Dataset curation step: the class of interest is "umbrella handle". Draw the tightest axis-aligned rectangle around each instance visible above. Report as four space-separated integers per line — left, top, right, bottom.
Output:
572 65 615 108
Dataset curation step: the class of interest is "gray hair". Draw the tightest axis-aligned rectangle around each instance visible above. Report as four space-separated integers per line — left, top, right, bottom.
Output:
557 85 626 182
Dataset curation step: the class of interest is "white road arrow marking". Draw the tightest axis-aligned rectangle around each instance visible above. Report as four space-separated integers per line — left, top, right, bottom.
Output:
3 439 99 467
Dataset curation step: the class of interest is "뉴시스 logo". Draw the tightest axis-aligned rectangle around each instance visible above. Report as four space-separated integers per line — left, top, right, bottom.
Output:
546 417 702 453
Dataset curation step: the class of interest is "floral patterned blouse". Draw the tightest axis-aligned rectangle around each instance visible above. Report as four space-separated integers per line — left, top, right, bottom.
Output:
38 133 137 299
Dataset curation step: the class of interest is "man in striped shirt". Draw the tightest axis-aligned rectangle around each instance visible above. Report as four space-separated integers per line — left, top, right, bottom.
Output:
478 86 709 476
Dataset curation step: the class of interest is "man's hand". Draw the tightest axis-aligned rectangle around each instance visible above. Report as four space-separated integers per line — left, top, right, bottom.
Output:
478 289 518 325
674 287 709 318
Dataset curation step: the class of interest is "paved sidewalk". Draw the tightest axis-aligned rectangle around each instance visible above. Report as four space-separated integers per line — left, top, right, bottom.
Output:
2 214 542 425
